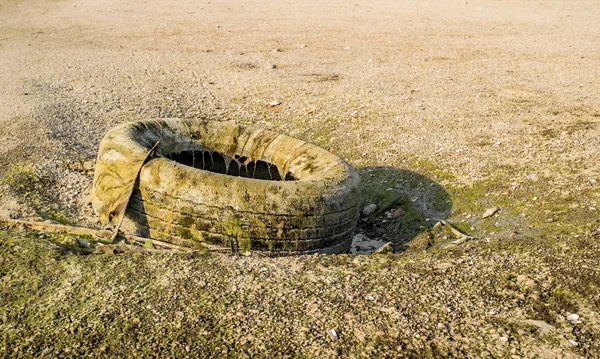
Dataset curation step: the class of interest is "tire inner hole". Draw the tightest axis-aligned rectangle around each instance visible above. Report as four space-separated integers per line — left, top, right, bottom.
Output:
166 150 296 181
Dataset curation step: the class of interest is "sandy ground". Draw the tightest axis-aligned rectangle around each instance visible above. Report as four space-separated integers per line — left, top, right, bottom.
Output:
1 0 600 357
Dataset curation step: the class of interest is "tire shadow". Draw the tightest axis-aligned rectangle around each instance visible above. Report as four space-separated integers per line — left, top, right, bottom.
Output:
353 166 452 254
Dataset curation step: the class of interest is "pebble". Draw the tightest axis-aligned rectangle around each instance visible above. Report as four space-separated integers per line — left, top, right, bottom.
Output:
362 204 377 216
74 238 91 248
372 242 393 254
268 100 281 107
327 329 338 340
567 339 578 346
365 295 375 301
390 208 405 218
566 313 579 322
482 207 499 219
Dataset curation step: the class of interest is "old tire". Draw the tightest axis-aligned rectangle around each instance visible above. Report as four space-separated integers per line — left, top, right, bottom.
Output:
92 119 361 255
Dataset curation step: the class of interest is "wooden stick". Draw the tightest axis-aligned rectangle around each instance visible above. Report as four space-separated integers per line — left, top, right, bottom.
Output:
0 217 211 253
110 140 161 243
440 219 467 239
369 194 404 218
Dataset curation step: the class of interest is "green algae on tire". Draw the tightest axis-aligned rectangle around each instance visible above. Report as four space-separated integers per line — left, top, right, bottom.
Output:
92 119 361 255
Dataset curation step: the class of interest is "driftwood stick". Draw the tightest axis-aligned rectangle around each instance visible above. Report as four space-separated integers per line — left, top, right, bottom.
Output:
369 194 404 218
110 140 160 243
440 219 468 239
0 217 209 253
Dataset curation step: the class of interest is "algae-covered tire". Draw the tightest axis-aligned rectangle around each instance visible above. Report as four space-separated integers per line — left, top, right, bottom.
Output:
92 119 361 255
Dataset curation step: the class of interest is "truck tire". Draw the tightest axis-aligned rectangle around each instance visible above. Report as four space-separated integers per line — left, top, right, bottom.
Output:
92 119 361 255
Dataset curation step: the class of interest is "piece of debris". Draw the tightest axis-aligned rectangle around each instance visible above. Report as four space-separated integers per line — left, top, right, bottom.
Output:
143 239 155 249
268 100 281 107
567 339 579 346
566 313 580 322
327 329 338 340
73 238 92 248
482 207 499 218
390 208 405 218
372 242 394 254
362 204 377 216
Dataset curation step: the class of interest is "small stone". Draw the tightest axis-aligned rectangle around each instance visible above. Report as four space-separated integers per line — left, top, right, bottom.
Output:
300 44 307 48
365 295 375 301
83 160 95 171
327 329 338 340
259 267 268 272
567 339 578 346
373 242 393 254
390 208 405 218
566 313 579 322
44 219 61 225
74 238 91 248
268 100 281 107
482 207 499 218
270 64 277 69
498 336 509 343
362 204 377 216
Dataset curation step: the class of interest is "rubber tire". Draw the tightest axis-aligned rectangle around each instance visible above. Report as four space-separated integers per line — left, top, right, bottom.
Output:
92 119 361 255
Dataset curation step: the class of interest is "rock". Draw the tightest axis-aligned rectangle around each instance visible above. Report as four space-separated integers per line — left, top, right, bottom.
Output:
268 100 281 107
362 204 377 216
73 238 92 248
373 242 393 254
270 64 277 69
365 295 375 301
567 339 578 346
482 207 499 218
83 160 95 171
390 208 405 218
566 313 579 322
143 240 155 249
327 329 338 340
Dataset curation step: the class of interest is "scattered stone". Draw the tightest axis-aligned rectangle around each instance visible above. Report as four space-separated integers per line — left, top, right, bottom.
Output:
270 64 277 69
365 295 375 301
372 242 393 254
567 339 578 346
259 267 269 272
143 239 155 249
73 238 92 248
83 160 95 171
268 100 281 107
362 204 377 216
498 336 509 344
390 208 405 218
482 207 499 219
299 44 307 48
327 329 338 340
566 313 579 322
